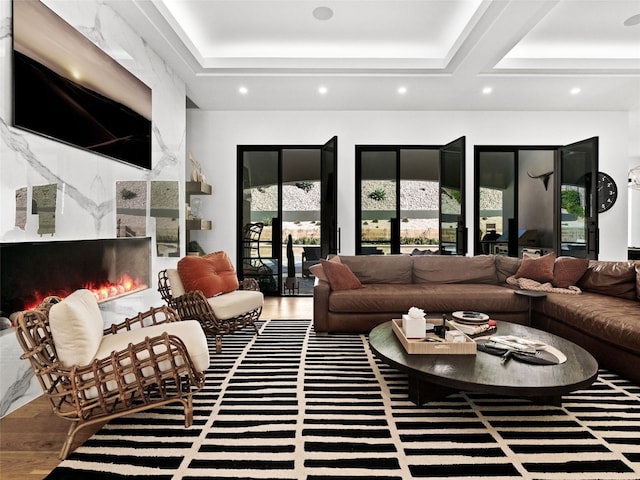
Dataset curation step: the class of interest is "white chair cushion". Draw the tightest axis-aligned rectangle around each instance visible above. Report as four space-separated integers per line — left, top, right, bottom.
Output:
166 268 185 297
207 289 264 320
79 320 209 400
96 320 210 372
49 289 104 367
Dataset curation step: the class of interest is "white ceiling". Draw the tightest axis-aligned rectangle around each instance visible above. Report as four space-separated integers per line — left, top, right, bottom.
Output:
107 0 640 111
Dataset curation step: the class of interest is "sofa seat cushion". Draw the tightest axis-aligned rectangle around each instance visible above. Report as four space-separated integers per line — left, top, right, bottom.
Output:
97 320 210 372
206 289 264 320
537 292 640 354
327 284 527 314
86 320 209 399
413 255 498 284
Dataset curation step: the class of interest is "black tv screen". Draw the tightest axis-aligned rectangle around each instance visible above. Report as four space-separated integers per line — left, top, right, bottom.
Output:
12 0 152 170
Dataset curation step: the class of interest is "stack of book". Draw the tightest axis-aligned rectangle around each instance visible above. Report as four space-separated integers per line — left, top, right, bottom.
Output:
448 311 497 338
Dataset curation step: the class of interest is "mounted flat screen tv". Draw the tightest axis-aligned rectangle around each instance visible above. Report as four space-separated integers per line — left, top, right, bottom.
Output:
12 0 152 170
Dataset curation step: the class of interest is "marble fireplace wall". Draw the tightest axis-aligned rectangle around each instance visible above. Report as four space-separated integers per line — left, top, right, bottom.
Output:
0 0 187 417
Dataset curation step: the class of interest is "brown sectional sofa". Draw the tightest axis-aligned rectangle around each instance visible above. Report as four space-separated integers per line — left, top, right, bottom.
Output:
533 261 640 384
313 254 640 383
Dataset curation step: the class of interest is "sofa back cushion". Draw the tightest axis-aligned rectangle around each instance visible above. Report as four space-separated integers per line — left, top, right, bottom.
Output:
578 261 638 300
49 289 104 367
339 255 413 284
495 256 521 283
637 265 640 301
413 255 498 284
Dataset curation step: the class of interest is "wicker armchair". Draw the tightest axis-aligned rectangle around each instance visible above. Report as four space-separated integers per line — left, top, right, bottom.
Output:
158 268 262 353
14 291 209 460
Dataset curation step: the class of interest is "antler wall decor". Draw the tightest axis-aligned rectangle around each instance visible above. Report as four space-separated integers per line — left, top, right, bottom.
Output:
527 170 554 190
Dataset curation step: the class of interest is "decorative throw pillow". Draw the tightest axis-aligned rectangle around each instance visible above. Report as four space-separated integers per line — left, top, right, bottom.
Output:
203 251 239 293
514 252 556 283
553 256 589 288
177 255 226 298
320 259 363 291
309 255 340 282
49 289 104 367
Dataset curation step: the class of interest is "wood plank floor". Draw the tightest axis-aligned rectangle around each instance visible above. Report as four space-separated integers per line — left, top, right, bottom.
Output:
0 296 312 480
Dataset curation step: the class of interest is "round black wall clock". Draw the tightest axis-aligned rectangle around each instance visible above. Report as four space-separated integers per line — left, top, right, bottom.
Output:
597 172 617 213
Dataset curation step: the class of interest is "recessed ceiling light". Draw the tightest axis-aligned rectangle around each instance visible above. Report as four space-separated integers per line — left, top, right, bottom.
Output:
570 87 581 95
238 86 248 95
397 86 407 95
482 86 492 95
624 13 640 26
318 86 328 95
313 6 334 21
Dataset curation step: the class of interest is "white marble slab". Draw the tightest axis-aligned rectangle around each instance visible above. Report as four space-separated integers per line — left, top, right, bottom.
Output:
0 0 186 417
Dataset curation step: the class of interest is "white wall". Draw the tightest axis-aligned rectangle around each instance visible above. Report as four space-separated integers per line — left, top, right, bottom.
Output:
629 109 640 248
187 110 630 261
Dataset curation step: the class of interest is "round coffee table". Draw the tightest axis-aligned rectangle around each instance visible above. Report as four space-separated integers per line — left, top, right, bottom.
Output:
369 320 598 406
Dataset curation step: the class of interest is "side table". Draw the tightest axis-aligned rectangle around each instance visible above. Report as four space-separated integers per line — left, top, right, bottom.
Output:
514 289 548 326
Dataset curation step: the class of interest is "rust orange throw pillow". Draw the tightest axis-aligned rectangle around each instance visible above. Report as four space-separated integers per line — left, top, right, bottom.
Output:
203 251 240 293
553 256 589 288
309 255 340 282
321 259 363 291
178 256 224 297
177 251 239 298
514 252 556 283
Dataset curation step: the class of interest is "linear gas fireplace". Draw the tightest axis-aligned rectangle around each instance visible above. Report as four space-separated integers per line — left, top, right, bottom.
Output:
0 237 151 315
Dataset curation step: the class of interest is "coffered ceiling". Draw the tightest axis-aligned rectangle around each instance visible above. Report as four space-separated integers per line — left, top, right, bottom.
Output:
107 0 640 111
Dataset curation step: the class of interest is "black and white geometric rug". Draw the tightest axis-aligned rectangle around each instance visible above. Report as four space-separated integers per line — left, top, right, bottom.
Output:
46 319 640 480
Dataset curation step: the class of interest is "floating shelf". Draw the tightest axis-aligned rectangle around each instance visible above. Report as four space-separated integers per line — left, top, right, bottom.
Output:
186 181 212 195
186 218 212 230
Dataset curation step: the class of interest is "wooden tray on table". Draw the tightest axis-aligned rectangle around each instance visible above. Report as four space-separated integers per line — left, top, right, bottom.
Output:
391 319 477 355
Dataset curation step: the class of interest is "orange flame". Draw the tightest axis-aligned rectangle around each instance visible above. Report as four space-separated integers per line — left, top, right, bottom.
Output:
23 274 148 311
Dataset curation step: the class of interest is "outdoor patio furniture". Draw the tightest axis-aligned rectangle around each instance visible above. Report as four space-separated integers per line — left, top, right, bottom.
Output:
302 245 322 277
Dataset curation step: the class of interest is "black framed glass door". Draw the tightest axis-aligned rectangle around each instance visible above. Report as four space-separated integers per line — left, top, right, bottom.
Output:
356 148 397 254
320 136 338 257
238 148 281 294
237 137 338 295
558 137 599 259
439 137 466 255
472 138 597 259
356 145 449 255
475 149 517 256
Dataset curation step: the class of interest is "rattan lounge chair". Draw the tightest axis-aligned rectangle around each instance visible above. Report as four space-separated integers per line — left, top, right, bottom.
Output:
158 267 262 353
14 290 209 460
